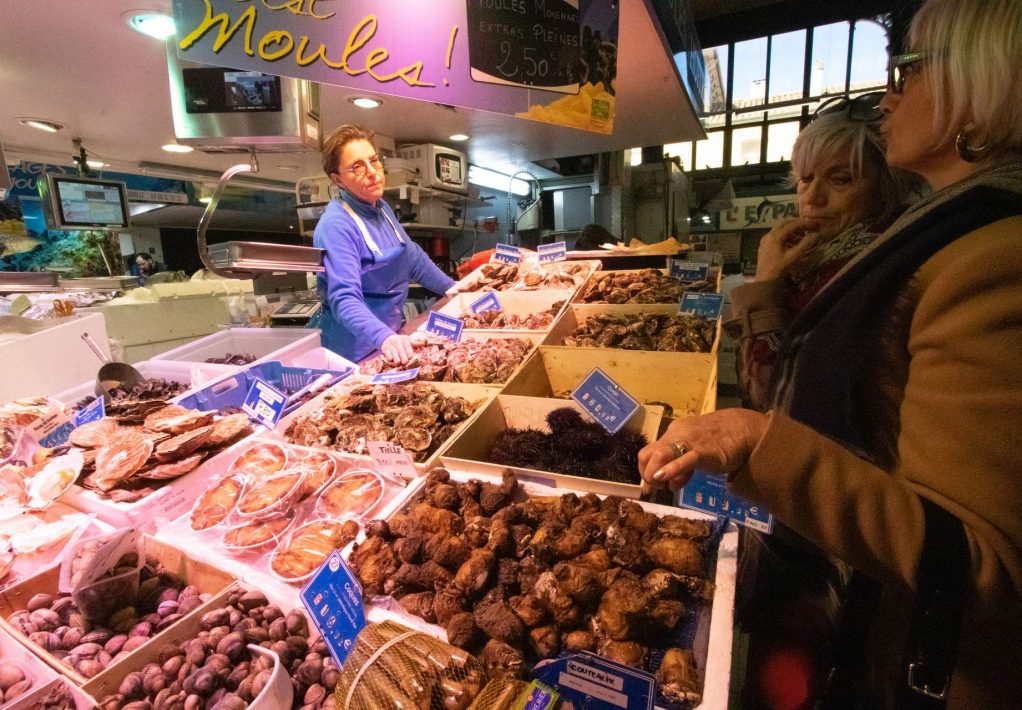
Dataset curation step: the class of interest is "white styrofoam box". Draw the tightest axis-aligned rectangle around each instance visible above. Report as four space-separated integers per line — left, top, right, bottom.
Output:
277 346 357 372
48 359 237 407
150 327 321 367
0 313 111 402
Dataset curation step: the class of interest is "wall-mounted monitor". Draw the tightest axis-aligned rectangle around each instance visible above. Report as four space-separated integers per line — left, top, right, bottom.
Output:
38 174 131 230
182 68 282 114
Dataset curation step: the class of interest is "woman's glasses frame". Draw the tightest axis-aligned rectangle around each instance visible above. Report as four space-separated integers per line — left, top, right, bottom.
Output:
341 154 385 178
888 51 937 94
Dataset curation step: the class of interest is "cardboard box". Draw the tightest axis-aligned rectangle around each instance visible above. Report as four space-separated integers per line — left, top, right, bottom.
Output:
0 535 235 690
441 393 664 498
503 346 717 419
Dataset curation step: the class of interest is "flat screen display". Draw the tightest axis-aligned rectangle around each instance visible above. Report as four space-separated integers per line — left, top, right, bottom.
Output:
46 175 130 229
183 68 282 113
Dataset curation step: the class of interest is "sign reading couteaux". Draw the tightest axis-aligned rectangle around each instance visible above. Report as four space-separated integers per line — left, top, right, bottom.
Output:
172 0 619 134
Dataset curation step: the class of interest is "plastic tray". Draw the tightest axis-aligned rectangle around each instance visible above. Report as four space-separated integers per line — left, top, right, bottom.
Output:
149 327 321 367
50 359 235 408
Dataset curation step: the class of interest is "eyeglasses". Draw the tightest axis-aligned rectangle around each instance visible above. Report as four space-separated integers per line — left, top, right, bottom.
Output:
341 154 384 178
812 91 885 123
888 51 936 94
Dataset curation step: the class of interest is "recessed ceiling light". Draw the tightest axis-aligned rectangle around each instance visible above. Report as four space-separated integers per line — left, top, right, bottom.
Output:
449 134 470 142
162 143 193 153
124 11 176 40
17 118 64 133
350 97 382 109
86 160 108 169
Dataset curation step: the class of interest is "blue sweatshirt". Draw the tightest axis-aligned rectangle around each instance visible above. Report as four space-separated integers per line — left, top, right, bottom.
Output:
313 191 454 360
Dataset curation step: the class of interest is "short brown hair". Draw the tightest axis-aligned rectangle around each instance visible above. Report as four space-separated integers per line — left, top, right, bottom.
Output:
322 124 376 176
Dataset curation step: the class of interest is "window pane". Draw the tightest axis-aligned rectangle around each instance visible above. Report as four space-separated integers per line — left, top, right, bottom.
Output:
695 132 725 169
732 108 765 126
731 126 763 166
811 21 850 96
732 37 768 107
769 30 806 101
703 46 728 113
766 121 801 162
850 20 889 89
664 142 692 172
628 147 642 167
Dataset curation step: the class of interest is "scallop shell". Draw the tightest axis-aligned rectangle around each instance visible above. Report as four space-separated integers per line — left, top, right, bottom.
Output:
270 518 359 582
135 453 204 481
189 475 245 531
222 515 292 549
69 419 120 449
142 404 192 431
25 450 83 509
228 442 287 478
146 409 216 435
93 430 154 492
235 470 304 516
154 425 212 462
295 451 336 500
204 413 252 449
317 470 383 518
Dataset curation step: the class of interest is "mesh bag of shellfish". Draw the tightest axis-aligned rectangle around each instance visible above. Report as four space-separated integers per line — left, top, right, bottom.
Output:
335 621 486 710
465 676 528 708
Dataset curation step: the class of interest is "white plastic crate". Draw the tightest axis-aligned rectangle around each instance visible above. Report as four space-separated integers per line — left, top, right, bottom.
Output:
277 346 357 372
49 360 235 408
150 327 320 367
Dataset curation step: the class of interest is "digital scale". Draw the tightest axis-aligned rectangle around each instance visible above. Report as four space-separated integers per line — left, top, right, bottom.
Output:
270 300 321 325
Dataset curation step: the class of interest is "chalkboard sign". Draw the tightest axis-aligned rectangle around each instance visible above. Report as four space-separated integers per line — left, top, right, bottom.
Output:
465 0 581 93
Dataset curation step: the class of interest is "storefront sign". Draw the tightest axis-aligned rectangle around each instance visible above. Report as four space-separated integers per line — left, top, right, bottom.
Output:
680 470 774 533
301 550 366 666
74 397 105 428
720 195 798 230
571 368 640 435
493 243 522 264
680 292 724 320
425 312 464 342
533 653 655 710
469 292 502 314
370 368 420 384
172 0 619 133
242 378 287 427
538 241 567 263
668 259 708 281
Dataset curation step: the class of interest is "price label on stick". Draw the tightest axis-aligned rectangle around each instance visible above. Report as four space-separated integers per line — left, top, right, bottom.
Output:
469 293 502 314
366 440 418 482
680 292 724 320
493 243 522 264
425 312 464 342
74 397 105 428
571 368 641 435
668 259 709 281
538 241 567 263
242 378 287 428
301 551 366 666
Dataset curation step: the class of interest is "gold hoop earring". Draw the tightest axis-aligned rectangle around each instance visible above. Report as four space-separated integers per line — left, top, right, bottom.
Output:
955 129 988 163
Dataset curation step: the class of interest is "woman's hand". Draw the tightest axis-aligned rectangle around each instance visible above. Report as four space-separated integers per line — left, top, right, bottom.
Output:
380 334 415 365
639 409 770 495
755 219 820 281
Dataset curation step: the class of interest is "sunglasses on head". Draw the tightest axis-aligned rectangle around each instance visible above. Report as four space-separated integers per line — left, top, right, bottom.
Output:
811 91 885 123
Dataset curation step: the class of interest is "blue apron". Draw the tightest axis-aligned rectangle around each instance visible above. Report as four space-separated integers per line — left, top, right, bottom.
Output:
311 200 411 362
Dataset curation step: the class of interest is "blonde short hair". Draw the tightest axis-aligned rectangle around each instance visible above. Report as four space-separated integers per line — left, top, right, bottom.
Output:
909 0 1022 159
322 124 376 176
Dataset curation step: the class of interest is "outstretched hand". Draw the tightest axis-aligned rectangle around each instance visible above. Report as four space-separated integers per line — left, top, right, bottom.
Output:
380 334 416 365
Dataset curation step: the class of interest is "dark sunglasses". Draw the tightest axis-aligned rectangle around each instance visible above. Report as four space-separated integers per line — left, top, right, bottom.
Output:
811 91 885 123
888 51 937 94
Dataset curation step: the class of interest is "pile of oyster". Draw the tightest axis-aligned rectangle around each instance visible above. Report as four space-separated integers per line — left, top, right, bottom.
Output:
68 407 253 502
361 337 532 385
563 312 716 352
578 269 714 304
515 263 589 290
349 469 712 704
460 302 563 331
284 382 479 462
455 263 522 292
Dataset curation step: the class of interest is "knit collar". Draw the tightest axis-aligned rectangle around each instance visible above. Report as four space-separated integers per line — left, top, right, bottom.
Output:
340 190 382 219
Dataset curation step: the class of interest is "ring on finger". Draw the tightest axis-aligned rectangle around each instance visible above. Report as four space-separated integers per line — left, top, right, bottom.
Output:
670 442 688 460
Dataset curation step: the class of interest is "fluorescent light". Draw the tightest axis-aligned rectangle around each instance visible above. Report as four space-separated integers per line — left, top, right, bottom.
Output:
17 118 64 133
276 164 300 172
129 202 166 217
449 134 469 142
124 12 176 40
468 165 531 196
162 143 193 153
350 97 382 109
86 160 107 169
198 196 212 204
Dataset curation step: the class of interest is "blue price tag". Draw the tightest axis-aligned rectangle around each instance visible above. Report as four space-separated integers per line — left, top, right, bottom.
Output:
241 378 287 428
370 368 420 384
571 368 641 435
493 243 522 264
680 292 724 319
669 259 709 281
680 470 774 533
538 241 567 263
533 653 655 710
74 397 106 427
469 293 502 314
300 550 366 666
425 312 464 342
38 422 75 448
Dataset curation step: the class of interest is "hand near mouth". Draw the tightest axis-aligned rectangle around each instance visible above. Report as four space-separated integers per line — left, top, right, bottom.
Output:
755 219 824 281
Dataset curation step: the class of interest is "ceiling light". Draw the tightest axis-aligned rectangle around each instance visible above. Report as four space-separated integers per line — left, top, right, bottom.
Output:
449 134 469 142
162 143 193 153
350 97 382 109
198 196 212 204
468 165 531 196
276 164 300 172
124 12 176 40
17 118 64 133
86 160 108 169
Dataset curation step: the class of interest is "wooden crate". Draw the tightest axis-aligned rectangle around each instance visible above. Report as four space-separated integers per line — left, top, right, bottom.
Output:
427 291 572 335
572 266 721 304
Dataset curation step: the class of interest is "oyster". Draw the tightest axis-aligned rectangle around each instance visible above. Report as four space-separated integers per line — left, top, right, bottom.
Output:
93 430 153 492
578 268 708 304
236 470 304 516
318 471 384 517
271 518 360 582
190 475 245 531
222 515 291 549
563 312 716 353
396 428 432 452
394 406 438 430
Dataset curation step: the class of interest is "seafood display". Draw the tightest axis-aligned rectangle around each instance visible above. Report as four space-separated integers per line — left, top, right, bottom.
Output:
0 657 34 705
454 263 521 292
349 469 713 703
515 262 590 291
68 409 252 502
284 382 481 462
204 352 256 365
460 302 563 331
578 268 714 304
360 338 533 385
562 312 716 352
73 378 189 410
270 518 360 582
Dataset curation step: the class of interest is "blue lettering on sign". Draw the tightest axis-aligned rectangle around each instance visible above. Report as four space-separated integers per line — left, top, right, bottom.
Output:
425 312 464 342
370 368 420 384
39 422 75 449
571 368 640 435
669 259 709 281
680 292 724 320
74 397 106 427
300 550 366 666
469 293 502 314
241 377 287 428
493 243 522 264
533 652 655 710
538 241 567 263
680 470 774 533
